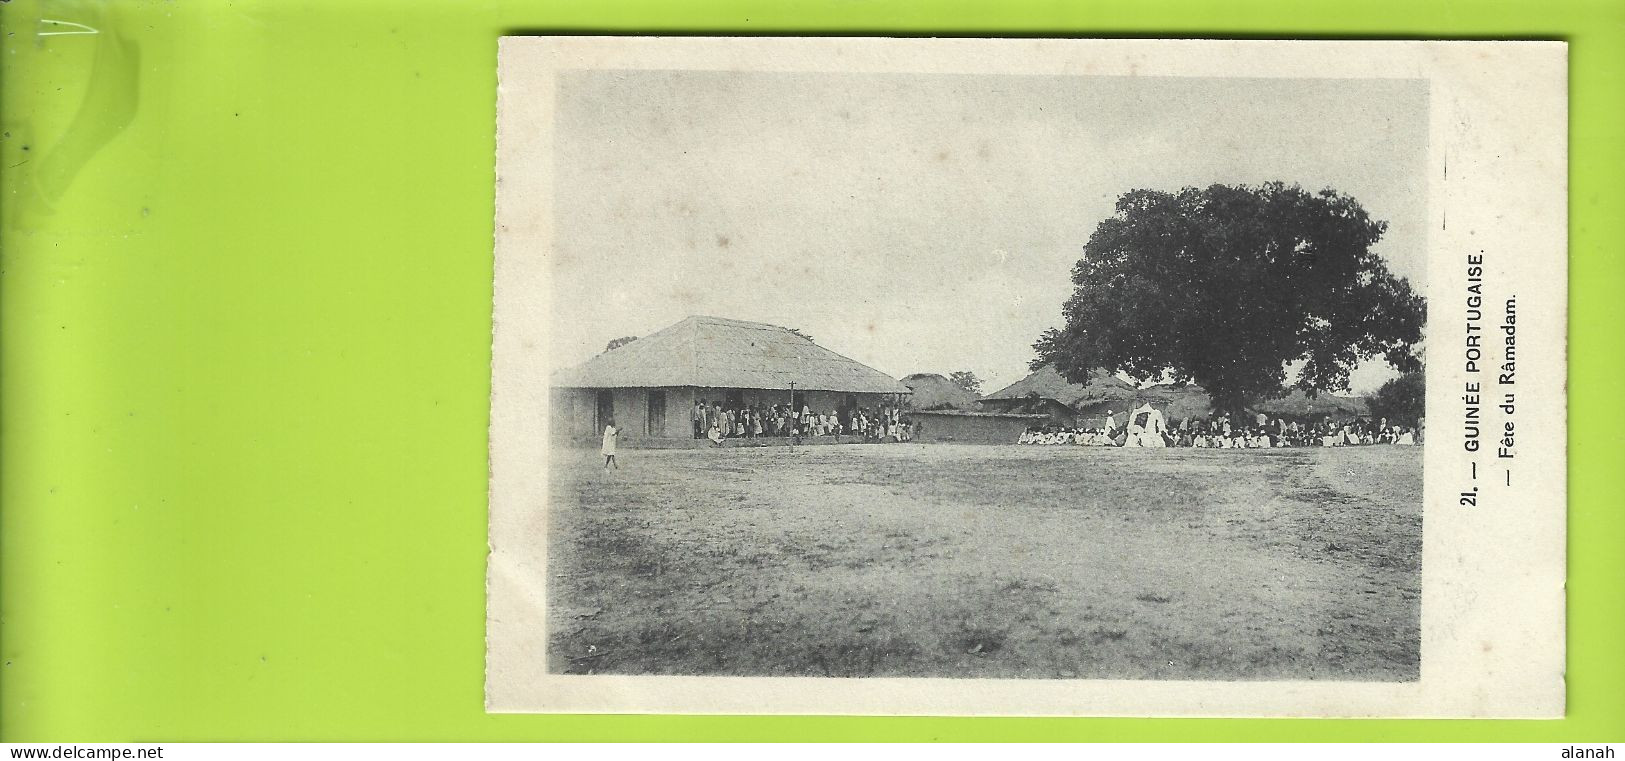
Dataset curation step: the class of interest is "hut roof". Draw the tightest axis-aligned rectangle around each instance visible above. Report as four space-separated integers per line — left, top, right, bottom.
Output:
900 373 980 411
1125 384 1367 420
908 409 1048 419
1132 383 1216 421
980 365 1138 409
983 365 1369 421
1252 389 1369 418
550 315 912 394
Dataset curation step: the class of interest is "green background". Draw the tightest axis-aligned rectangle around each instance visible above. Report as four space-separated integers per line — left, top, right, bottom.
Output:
2 0 1620 742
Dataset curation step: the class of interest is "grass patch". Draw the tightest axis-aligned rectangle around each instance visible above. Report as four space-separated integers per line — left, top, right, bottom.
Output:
546 443 1421 680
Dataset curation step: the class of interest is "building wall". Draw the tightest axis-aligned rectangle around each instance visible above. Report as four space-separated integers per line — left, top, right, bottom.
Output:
1072 400 1131 428
550 388 597 437
610 387 701 438
911 411 1044 444
657 387 698 438
551 387 687 438
979 398 1077 427
610 388 645 437
554 386 901 438
797 389 879 415
686 388 899 417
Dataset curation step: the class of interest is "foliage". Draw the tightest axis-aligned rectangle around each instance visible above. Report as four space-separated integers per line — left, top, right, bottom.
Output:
602 335 638 353
1365 371 1426 426
948 370 983 397
786 327 814 343
1033 183 1425 414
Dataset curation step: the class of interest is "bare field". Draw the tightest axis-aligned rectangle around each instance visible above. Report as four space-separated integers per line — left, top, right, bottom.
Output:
543 443 1421 681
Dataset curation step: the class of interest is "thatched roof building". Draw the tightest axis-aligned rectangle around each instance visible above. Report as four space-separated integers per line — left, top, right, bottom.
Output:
978 365 1141 426
550 316 910 438
980 366 1367 427
553 315 908 394
980 365 1138 409
900 373 980 411
1136 382 1218 422
1253 388 1370 419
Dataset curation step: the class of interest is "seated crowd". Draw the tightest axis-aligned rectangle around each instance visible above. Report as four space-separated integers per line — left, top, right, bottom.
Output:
1018 412 1421 449
691 400 914 445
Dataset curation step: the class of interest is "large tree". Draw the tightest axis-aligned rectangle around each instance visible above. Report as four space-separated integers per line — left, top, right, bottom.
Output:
1032 183 1424 413
1366 371 1425 426
948 370 983 397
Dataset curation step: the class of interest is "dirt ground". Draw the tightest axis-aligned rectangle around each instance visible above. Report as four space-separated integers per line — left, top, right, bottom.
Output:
544 443 1421 681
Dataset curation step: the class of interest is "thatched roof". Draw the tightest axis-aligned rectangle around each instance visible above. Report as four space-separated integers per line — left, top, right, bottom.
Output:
909 410 1048 419
900 373 980 411
1129 384 1367 420
982 368 1366 422
1134 383 1216 421
550 315 911 394
980 365 1138 409
1253 389 1369 418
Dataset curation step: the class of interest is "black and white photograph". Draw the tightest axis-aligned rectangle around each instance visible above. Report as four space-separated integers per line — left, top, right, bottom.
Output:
488 38 1566 717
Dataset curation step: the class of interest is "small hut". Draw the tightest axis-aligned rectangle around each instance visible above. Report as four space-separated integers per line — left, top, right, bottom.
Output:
978 365 1139 427
1135 382 1217 423
982 365 1374 429
909 410 1048 444
1252 389 1370 423
900 373 981 411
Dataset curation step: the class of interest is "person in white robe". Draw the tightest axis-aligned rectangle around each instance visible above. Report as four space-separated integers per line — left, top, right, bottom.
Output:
1126 403 1167 448
601 418 620 468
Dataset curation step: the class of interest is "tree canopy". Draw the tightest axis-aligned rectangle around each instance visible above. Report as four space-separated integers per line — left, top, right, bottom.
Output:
948 370 983 397
1365 371 1425 426
1032 183 1424 413
602 335 638 353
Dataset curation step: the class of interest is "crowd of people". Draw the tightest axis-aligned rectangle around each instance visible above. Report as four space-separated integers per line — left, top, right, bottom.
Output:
675 398 1421 451
1018 404 1423 449
691 399 914 445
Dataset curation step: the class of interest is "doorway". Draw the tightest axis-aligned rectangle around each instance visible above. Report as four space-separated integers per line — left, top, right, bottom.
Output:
595 389 614 433
646 389 667 436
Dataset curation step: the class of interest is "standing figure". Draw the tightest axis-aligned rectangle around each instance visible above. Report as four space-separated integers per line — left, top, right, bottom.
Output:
601 417 620 469
1126 403 1167 448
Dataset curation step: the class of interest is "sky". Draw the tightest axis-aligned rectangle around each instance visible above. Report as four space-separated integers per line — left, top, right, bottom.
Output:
544 70 1428 393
